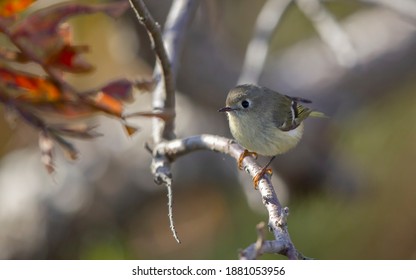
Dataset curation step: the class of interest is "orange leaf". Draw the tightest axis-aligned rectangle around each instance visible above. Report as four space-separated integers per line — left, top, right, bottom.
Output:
0 0 36 18
0 67 61 102
91 91 123 117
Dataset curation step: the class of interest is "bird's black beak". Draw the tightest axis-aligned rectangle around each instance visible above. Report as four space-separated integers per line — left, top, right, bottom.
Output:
218 106 233 112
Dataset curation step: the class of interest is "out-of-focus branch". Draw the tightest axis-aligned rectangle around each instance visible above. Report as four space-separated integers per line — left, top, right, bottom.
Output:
128 0 176 141
238 0 293 85
262 7 416 95
129 0 199 142
296 0 358 68
152 0 200 141
239 221 267 260
160 0 199 85
153 134 305 259
361 0 416 22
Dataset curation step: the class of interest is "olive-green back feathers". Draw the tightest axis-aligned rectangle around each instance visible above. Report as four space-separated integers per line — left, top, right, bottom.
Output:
226 84 325 132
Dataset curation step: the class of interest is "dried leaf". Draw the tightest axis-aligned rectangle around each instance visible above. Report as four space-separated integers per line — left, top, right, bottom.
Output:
46 44 94 73
100 79 134 103
124 110 173 121
58 22 72 45
49 123 102 139
42 23 90 73
83 78 136 117
31 101 95 118
0 0 36 18
123 123 139 136
51 133 78 160
90 91 123 117
135 77 157 92
0 66 61 102
39 130 55 173
12 1 129 41
27 96 126 119
0 46 28 62
17 78 136 118
3 106 18 128
0 68 134 120
10 1 129 67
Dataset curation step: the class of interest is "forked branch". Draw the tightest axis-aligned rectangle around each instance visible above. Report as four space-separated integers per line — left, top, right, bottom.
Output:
153 135 305 259
129 0 200 243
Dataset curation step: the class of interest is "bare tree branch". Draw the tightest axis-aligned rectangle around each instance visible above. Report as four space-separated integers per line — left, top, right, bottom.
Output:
361 0 416 22
239 221 267 260
262 7 416 96
238 0 293 84
129 0 175 141
152 0 200 141
128 0 200 142
153 134 306 259
296 0 358 68
129 0 200 243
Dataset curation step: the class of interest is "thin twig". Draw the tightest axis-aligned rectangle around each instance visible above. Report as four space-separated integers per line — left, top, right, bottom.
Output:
153 134 305 259
296 0 358 68
165 176 181 243
128 0 200 243
238 0 293 84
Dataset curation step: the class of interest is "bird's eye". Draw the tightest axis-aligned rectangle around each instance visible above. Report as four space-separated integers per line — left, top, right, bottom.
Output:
241 100 250 108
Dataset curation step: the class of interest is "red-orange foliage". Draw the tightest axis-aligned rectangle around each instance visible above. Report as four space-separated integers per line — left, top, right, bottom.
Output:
0 1 150 172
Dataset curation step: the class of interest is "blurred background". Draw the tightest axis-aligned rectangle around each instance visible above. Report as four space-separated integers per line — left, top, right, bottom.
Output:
0 0 416 259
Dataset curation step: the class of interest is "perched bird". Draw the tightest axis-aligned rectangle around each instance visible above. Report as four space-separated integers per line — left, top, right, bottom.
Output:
219 84 325 188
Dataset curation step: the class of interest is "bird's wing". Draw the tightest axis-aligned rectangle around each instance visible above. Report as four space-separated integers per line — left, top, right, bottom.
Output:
275 95 313 131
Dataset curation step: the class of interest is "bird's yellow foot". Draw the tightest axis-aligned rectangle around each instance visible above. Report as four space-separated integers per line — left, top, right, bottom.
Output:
253 168 273 189
238 149 258 170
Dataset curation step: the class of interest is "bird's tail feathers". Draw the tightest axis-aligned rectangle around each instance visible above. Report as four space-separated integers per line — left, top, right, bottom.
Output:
309 111 328 118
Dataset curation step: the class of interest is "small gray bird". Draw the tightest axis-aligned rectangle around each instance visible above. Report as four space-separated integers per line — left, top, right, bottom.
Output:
219 84 325 188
